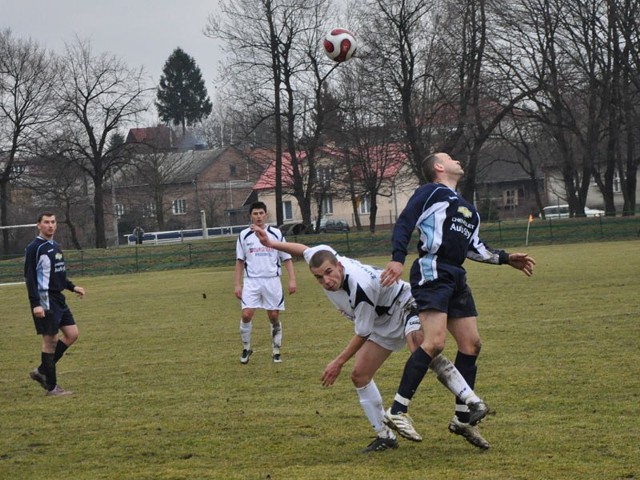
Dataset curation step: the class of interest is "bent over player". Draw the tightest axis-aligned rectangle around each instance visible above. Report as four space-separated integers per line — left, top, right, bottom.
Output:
252 224 490 453
380 152 536 449
234 202 296 364
25 212 85 396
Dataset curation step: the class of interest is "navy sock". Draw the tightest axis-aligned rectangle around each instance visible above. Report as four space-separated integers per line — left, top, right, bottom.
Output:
41 352 56 391
391 347 432 414
454 351 478 422
54 340 69 363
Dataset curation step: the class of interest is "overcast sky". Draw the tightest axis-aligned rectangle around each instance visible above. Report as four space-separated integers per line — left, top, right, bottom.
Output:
1 0 223 96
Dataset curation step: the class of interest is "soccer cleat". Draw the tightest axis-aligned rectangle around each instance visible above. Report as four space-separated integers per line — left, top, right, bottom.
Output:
30 368 48 390
361 435 399 453
383 408 422 442
272 353 282 363
468 400 494 426
449 416 490 450
46 385 73 397
240 349 253 364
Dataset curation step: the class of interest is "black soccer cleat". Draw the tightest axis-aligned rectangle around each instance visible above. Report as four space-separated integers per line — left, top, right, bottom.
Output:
240 349 253 364
468 401 494 426
361 435 399 453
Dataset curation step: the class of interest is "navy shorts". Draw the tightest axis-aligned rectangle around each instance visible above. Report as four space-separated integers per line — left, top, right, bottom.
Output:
32 292 76 336
409 261 478 318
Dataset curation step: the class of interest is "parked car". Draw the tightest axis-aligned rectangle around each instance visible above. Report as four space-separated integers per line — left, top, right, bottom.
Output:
278 222 309 236
318 219 350 233
540 204 605 219
540 205 570 219
584 207 605 217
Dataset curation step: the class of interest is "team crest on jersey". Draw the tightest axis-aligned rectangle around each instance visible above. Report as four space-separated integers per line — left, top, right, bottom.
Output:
55 253 63 260
457 206 472 218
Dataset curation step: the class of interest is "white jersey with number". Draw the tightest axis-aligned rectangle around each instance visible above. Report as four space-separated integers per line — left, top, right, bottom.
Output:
236 225 292 278
303 244 416 351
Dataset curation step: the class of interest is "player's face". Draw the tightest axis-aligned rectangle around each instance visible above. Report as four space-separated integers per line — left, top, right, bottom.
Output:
310 260 344 291
440 153 464 176
250 208 267 227
37 215 57 239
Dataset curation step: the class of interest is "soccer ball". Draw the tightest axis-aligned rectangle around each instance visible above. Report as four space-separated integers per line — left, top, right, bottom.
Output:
323 28 357 63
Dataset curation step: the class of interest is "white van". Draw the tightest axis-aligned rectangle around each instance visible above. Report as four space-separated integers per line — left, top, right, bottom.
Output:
540 204 605 219
541 204 570 219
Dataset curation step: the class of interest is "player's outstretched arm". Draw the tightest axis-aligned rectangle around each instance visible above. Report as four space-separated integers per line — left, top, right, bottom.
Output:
508 253 536 276
251 224 309 258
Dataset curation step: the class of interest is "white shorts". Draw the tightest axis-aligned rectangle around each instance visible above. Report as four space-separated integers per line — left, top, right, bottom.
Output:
241 277 285 311
369 289 421 352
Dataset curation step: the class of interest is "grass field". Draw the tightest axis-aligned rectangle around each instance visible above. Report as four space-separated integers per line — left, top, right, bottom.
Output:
1 240 639 480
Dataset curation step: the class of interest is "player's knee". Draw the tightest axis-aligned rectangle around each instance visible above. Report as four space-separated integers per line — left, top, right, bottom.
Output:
350 368 371 388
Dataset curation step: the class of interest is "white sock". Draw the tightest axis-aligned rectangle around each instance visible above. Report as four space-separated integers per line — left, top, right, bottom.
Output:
271 322 282 354
240 320 252 349
356 380 393 437
430 354 481 404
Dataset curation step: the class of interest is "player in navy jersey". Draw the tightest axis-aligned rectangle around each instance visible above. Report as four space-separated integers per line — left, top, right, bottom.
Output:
251 224 491 453
380 152 536 449
234 202 296 364
24 212 85 396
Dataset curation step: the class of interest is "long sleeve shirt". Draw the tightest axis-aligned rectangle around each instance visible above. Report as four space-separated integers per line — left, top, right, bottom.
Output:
391 183 509 282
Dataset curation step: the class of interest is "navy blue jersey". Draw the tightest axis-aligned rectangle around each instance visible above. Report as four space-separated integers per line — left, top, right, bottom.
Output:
391 183 509 285
24 236 75 310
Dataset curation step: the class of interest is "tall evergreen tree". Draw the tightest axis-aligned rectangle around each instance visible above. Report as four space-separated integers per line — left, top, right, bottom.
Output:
156 47 212 135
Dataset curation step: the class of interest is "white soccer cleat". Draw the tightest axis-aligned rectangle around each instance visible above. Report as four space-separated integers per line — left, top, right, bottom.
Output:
383 408 422 442
449 416 490 450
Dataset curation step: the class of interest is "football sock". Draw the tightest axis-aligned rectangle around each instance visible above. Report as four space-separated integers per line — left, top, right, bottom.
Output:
41 352 56 390
430 354 480 404
356 380 388 435
391 347 432 414
271 322 282 353
454 351 478 423
54 340 69 363
240 320 252 350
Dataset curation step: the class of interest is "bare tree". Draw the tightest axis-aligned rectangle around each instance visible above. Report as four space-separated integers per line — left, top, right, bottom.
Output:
54 38 152 248
0 30 62 254
206 0 334 228
354 0 435 181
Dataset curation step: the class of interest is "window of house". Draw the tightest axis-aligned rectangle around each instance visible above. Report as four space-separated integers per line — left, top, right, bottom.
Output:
316 166 334 187
613 171 621 193
283 201 293 221
322 195 333 214
143 202 156 218
359 194 371 214
504 189 519 207
172 198 187 215
114 203 124 218
230 165 237 177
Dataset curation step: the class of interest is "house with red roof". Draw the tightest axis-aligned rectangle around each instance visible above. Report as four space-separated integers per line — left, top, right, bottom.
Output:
252 144 419 230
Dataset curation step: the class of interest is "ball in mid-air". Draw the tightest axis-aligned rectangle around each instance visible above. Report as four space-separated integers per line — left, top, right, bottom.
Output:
323 28 357 62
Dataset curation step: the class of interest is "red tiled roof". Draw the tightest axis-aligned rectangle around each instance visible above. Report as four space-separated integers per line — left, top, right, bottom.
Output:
252 144 407 191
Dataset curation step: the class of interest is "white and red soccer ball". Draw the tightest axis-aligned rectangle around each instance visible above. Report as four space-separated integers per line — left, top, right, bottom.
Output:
323 28 357 63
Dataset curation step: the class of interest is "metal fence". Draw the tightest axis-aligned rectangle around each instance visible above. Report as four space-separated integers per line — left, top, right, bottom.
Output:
2 215 638 285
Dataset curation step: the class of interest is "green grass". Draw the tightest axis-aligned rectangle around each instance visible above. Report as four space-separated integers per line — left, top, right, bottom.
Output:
1 241 639 479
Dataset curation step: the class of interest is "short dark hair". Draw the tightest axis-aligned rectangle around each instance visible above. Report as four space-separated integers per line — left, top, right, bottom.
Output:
249 201 268 214
37 212 56 223
309 249 339 269
422 153 440 182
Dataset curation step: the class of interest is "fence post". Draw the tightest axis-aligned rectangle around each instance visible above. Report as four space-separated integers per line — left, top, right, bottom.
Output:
135 246 139 273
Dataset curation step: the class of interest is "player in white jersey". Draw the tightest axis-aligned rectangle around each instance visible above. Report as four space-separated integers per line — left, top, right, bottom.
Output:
251 224 490 453
234 202 296 364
